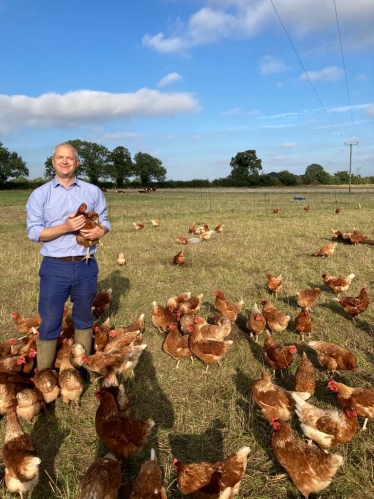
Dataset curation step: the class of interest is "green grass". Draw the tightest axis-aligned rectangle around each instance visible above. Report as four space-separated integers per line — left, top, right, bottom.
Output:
1 187 374 498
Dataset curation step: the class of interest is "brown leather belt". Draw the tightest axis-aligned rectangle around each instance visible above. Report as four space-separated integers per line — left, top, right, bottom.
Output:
48 255 89 261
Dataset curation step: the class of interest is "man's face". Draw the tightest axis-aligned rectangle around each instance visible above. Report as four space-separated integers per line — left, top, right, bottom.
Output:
52 145 79 179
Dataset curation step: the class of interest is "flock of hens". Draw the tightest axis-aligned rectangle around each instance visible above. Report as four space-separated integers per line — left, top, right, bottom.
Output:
1 207 373 499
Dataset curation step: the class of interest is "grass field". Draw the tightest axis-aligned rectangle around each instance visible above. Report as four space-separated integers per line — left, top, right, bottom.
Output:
0 187 374 498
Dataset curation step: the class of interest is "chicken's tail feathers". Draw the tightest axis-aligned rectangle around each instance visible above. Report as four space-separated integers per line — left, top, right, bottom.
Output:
220 488 233 499
290 391 312 401
291 391 309 406
237 446 251 458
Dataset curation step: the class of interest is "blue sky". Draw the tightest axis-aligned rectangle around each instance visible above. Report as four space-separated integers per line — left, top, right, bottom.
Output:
1 0 373 181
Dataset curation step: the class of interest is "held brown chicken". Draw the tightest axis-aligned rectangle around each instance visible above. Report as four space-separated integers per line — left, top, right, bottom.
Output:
294 308 313 341
333 287 369 323
95 389 155 460
152 301 178 332
213 290 244 322
308 340 357 373
173 446 251 499
261 300 290 333
251 369 296 421
187 323 233 373
322 273 355 296
162 322 193 368
263 331 297 377
295 287 321 310
2 408 41 499
265 273 282 298
292 392 358 449
79 452 121 499
328 379 374 431
91 288 112 318
74 203 103 262
294 352 316 399
270 418 344 499
312 242 337 257
11 311 42 335
246 303 266 342
129 448 167 499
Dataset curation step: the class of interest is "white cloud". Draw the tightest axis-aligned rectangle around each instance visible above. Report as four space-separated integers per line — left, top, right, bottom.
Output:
142 1 374 53
300 66 343 82
260 55 288 75
101 131 141 140
366 105 374 117
0 89 200 134
221 107 259 116
157 73 182 87
281 142 297 148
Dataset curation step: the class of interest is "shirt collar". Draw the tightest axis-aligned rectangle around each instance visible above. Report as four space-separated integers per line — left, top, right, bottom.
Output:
53 176 81 188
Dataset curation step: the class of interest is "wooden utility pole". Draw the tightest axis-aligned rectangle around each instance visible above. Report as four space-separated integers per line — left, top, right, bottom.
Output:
345 142 358 194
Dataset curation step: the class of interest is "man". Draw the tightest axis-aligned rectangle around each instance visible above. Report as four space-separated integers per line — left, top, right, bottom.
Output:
26 143 111 369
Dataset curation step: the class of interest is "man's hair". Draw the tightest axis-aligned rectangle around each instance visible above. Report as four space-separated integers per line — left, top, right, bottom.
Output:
53 143 79 160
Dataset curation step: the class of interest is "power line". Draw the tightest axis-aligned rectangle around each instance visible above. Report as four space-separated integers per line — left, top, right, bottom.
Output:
269 0 342 138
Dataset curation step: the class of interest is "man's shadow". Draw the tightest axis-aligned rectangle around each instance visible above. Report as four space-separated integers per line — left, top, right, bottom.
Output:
97 270 130 316
29 403 70 498
118 349 175 497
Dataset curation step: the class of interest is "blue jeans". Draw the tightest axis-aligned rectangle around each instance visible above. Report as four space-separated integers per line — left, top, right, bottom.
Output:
38 257 98 340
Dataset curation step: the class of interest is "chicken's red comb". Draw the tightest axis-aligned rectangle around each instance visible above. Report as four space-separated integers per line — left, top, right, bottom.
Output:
327 380 337 390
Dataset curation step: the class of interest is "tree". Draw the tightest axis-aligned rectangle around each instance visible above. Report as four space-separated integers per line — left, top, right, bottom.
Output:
334 170 350 184
303 163 332 185
0 143 29 183
44 140 109 184
107 146 133 188
278 170 298 186
229 150 262 186
133 152 167 185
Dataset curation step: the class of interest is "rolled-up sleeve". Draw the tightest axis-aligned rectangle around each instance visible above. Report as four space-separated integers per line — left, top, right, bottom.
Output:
26 190 45 243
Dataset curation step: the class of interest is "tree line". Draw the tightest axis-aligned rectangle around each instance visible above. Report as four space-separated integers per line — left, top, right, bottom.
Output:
0 141 371 189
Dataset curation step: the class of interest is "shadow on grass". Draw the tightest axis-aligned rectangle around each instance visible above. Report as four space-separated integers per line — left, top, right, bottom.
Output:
97 270 130 316
168 419 225 498
29 403 70 498
118 349 175 498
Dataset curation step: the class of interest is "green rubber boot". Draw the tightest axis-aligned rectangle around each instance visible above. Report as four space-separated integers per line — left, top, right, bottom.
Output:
74 328 98 381
36 338 58 370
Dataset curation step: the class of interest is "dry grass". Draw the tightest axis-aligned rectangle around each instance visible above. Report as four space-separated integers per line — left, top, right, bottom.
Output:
1 187 374 498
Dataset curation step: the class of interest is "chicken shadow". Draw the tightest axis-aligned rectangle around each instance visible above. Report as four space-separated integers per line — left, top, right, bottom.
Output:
168 418 225 497
118 349 175 497
97 270 129 316
29 403 70 498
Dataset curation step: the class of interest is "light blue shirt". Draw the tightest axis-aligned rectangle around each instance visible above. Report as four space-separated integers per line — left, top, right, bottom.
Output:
26 177 111 257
